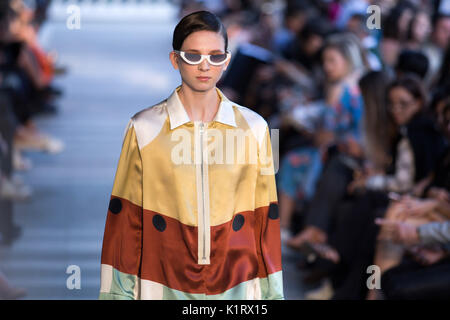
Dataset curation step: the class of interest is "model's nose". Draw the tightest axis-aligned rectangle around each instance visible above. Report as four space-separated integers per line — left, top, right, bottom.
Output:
198 59 210 71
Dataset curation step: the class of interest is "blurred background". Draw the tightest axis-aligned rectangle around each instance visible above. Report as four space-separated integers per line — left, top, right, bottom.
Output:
0 0 449 300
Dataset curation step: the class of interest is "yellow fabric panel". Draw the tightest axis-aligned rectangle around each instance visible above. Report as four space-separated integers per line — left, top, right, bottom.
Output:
207 120 260 226
111 121 143 207
140 113 266 227
254 124 278 209
141 120 199 226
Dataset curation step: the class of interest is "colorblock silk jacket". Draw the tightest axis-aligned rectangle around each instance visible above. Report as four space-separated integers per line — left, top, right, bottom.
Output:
99 85 284 300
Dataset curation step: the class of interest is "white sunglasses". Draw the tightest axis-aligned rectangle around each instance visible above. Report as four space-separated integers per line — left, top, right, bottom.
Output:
174 50 231 66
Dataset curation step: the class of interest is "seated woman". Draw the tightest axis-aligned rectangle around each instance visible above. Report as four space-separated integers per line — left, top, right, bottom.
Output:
290 73 447 299
277 32 367 242
372 101 450 299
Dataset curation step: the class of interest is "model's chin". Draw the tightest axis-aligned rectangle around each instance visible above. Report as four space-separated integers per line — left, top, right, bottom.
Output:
185 79 216 91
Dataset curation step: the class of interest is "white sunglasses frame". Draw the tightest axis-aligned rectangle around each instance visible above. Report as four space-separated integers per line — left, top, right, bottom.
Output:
174 50 231 66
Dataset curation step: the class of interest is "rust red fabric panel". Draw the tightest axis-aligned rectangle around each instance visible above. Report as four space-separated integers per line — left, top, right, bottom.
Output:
100 195 143 276
101 196 282 295
255 202 282 276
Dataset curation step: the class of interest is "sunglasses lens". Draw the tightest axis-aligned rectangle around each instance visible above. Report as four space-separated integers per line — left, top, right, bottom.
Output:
209 53 228 64
184 52 202 63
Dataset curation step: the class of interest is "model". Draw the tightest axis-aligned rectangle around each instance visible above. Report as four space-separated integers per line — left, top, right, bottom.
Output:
99 10 284 300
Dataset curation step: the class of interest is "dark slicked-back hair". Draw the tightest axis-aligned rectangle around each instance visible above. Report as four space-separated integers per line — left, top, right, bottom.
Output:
172 10 228 51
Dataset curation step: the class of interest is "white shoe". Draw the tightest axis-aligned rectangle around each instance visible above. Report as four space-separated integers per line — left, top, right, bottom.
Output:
0 176 33 201
12 148 32 171
41 135 65 154
15 133 65 154
304 278 334 300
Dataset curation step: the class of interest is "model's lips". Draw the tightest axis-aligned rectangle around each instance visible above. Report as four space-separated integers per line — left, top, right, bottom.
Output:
196 76 211 81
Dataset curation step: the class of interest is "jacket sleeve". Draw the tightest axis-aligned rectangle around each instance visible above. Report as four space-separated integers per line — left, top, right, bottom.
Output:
99 118 143 300
254 123 284 300
418 221 450 248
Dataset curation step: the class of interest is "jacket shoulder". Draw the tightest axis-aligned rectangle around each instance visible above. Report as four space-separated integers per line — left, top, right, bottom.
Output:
234 103 269 147
129 99 168 150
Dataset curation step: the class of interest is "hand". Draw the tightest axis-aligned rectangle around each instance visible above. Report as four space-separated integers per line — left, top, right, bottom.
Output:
409 245 447 266
285 225 327 250
274 59 293 75
347 170 367 194
346 136 363 158
374 219 420 245
399 198 438 218
315 130 335 148
427 187 450 202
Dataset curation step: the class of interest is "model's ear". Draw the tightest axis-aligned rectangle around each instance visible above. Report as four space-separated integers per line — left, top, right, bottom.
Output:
169 51 179 70
223 52 231 71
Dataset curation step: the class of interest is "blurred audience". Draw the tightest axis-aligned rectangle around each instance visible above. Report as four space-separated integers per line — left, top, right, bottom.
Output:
180 0 450 299
3 0 449 301
0 0 66 298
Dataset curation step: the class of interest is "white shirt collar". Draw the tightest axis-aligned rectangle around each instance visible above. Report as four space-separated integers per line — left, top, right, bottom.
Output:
166 85 237 130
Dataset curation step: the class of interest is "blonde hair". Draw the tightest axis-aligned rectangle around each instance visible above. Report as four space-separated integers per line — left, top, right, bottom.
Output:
323 32 370 76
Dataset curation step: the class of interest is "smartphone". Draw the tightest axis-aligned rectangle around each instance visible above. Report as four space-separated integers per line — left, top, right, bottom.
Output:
388 192 401 201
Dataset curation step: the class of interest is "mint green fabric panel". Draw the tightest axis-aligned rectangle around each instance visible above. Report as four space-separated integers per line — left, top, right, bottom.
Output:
259 271 284 300
100 268 137 300
98 292 134 300
162 275 282 300
163 286 206 300
162 281 247 300
99 267 284 300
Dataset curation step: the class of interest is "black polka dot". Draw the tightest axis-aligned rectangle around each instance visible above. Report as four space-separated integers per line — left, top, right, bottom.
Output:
268 203 279 220
232 214 245 231
109 198 122 214
153 214 166 232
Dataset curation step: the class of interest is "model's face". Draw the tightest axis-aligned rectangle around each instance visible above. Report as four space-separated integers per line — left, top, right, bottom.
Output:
170 30 230 92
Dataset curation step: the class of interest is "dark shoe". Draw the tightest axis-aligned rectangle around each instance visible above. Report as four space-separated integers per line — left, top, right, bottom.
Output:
43 85 63 97
37 103 58 115
302 257 336 285
0 225 22 246
53 65 68 76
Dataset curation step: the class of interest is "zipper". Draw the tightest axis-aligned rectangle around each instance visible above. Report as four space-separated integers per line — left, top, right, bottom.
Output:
200 122 206 263
196 121 210 264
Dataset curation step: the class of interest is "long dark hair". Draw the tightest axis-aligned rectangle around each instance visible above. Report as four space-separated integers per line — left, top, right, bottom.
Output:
435 44 450 88
172 10 228 51
359 71 393 170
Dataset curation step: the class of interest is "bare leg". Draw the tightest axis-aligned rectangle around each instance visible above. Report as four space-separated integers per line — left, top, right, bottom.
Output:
286 225 327 249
